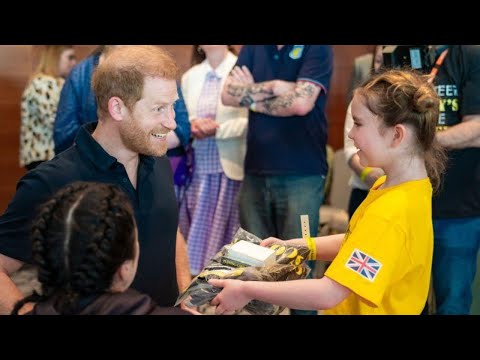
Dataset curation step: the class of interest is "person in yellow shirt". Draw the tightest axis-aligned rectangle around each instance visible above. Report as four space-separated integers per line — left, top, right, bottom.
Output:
208 69 447 315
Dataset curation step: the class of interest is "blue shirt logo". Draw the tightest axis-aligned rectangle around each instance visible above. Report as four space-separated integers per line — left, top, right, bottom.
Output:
289 45 304 60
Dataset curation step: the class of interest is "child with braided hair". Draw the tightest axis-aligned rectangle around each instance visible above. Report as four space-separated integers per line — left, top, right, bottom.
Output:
12 182 188 315
0 45 192 315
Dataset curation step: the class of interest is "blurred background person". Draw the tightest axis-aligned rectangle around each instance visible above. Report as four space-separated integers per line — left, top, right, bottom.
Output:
344 45 384 218
430 45 480 315
221 45 333 315
20 45 76 170
179 45 248 276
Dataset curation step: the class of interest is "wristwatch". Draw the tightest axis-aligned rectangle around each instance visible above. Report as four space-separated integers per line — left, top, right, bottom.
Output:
239 95 254 107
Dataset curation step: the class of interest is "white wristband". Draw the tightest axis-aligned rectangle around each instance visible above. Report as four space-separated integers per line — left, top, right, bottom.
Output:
249 102 257 112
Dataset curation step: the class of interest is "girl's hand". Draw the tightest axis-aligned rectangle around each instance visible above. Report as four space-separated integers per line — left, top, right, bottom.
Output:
208 279 250 315
179 300 202 315
260 237 286 247
191 118 219 139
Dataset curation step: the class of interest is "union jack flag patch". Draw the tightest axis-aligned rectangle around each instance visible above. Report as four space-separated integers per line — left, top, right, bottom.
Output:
345 249 382 281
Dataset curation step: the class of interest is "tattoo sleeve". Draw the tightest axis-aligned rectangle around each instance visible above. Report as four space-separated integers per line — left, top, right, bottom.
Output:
227 82 275 107
258 82 317 116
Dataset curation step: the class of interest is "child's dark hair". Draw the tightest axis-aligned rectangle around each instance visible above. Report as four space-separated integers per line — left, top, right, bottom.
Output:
11 182 136 315
356 69 447 191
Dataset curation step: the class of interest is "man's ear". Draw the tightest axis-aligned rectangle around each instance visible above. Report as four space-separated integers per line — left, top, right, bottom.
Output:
391 124 406 148
108 97 126 122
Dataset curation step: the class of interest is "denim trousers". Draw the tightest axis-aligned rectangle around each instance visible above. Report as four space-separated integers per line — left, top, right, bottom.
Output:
432 216 480 314
239 174 325 315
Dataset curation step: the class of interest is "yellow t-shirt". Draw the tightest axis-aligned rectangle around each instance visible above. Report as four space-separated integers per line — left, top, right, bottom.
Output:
324 176 433 315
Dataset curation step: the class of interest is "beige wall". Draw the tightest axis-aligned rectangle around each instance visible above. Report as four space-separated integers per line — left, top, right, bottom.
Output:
0 46 33 213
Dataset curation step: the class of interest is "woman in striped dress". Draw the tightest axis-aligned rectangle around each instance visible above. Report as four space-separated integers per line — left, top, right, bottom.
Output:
179 45 248 275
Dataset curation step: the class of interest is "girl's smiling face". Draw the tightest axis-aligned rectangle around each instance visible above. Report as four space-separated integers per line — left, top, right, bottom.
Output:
348 93 393 168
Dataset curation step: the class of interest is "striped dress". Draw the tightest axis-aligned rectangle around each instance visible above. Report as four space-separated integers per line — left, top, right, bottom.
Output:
178 70 241 275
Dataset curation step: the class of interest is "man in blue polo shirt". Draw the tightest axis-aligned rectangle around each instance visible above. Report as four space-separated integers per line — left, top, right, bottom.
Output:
0 45 192 314
221 45 333 315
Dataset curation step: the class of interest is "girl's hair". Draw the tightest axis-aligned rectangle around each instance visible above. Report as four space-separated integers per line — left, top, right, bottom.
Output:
11 182 136 315
34 45 73 78
356 69 447 191
191 45 237 66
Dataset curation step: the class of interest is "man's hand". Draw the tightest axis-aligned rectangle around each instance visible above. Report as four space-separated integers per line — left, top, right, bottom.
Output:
0 255 24 315
17 302 35 315
230 66 254 85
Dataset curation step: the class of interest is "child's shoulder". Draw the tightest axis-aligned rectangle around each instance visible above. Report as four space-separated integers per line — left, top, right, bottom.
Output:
368 191 410 221
368 180 431 222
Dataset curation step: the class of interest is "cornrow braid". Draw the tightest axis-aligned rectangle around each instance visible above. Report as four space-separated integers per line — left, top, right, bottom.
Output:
13 182 136 315
69 186 130 296
31 182 92 298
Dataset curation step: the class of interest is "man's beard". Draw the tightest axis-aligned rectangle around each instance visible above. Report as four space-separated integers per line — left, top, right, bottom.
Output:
119 116 168 157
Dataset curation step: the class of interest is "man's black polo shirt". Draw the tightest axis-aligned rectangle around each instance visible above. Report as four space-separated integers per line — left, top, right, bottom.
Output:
0 123 179 306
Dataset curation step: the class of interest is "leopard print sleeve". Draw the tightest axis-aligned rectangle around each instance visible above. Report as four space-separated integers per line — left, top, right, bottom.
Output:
19 74 64 167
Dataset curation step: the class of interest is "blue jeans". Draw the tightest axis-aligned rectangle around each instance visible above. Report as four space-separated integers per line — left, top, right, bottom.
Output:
432 217 480 314
239 174 325 315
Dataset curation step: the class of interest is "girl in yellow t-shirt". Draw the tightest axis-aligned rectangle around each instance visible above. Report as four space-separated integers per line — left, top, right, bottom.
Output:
209 69 447 315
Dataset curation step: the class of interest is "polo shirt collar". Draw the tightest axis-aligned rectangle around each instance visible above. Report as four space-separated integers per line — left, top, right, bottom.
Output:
75 122 156 171
267 45 292 56
140 153 155 170
75 122 117 170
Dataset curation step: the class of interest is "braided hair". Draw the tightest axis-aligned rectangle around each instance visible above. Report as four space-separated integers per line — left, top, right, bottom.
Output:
12 182 136 315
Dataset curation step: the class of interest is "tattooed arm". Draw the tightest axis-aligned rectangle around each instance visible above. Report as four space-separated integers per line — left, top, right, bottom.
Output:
221 63 323 117
253 81 322 117
221 78 275 108
222 64 301 109
222 77 322 117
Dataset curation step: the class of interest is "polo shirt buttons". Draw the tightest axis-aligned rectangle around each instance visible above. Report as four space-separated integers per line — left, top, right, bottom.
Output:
273 54 279 60
123 178 128 183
